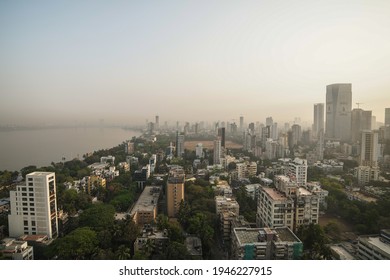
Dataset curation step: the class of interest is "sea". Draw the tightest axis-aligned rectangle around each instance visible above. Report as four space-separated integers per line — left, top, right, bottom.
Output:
0 127 141 171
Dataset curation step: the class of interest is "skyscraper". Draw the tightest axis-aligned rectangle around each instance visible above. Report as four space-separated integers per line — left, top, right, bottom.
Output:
176 131 185 157
239 116 244 132
213 139 222 165
351 108 372 143
359 130 379 167
325 83 352 142
313 103 324 139
8 172 58 239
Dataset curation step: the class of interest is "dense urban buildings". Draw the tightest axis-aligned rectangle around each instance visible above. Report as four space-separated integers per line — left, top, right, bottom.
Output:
313 103 324 139
166 166 185 218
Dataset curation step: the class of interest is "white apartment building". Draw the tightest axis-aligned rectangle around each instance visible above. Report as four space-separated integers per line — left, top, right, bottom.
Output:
256 187 294 231
257 175 319 232
236 162 257 179
287 158 308 187
354 165 380 186
8 172 58 239
0 238 34 260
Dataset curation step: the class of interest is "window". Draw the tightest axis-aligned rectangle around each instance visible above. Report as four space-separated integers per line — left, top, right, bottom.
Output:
30 203 34 206
24 221 28 226
22 187 27 191
29 198 34 201
31 221 36 226
30 208 35 211
29 188 33 192
22 193 27 196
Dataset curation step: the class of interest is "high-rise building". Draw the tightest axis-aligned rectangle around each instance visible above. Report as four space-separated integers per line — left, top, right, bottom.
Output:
155 115 159 130
176 132 185 157
256 175 319 232
218 127 226 148
213 139 222 165
8 172 58 239
239 116 244 132
313 103 324 139
290 124 302 147
385 108 390 126
351 108 372 143
287 158 308 187
195 143 204 158
166 167 185 218
325 83 352 141
359 130 379 167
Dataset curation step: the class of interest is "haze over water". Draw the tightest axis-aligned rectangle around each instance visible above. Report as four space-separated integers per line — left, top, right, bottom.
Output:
0 127 140 171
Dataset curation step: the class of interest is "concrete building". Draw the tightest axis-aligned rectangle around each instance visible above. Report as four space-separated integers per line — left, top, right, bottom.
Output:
176 132 185 157
195 143 204 158
385 108 390 126
290 124 302 147
0 238 34 260
356 229 390 260
8 172 58 239
166 166 185 218
313 103 324 139
134 226 169 256
325 83 352 142
287 158 308 187
125 141 134 154
354 165 380 186
231 227 302 260
351 108 372 143
213 139 222 165
130 186 161 226
359 130 379 167
215 196 239 216
257 176 319 232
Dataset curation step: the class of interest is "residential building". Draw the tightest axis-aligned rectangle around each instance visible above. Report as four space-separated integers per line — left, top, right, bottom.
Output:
290 124 302 147
215 196 239 216
287 158 308 187
385 108 390 126
354 165 380 186
176 132 185 157
356 229 390 260
134 226 169 256
195 143 204 158
213 139 222 165
313 103 324 139
325 83 352 142
130 186 161 226
185 236 203 259
166 166 185 218
0 238 34 260
231 227 303 260
359 130 379 166
257 176 319 232
351 108 372 143
8 172 58 239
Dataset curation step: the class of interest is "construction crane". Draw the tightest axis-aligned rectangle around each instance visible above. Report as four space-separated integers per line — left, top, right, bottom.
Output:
356 103 364 109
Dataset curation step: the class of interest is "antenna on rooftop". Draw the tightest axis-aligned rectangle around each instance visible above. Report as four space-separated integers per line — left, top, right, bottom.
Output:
356 103 363 109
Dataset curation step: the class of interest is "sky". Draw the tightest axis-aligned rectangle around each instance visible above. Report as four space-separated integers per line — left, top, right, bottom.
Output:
1 0 390 126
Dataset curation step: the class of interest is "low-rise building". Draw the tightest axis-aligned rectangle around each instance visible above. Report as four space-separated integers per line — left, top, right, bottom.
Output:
215 196 239 216
185 236 203 259
231 227 302 260
0 238 34 260
130 186 161 226
134 226 169 256
356 229 390 260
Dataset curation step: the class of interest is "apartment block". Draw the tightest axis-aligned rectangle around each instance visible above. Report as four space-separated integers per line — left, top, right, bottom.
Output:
8 172 58 239
231 227 303 260
0 238 34 260
130 186 161 226
356 229 390 260
166 166 185 218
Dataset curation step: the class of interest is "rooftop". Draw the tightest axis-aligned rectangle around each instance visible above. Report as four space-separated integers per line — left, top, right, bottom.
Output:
360 236 390 255
130 186 161 214
274 227 301 243
298 187 312 196
262 187 288 201
234 227 301 246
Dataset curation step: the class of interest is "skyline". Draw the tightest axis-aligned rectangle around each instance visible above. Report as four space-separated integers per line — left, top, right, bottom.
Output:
1 1 390 125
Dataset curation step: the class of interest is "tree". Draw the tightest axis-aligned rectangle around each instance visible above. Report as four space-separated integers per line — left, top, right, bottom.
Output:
49 227 98 259
79 204 115 232
115 245 132 260
296 224 332 260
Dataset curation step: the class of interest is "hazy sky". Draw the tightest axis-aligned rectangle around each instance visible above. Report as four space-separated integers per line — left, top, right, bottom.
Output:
1 0 389 126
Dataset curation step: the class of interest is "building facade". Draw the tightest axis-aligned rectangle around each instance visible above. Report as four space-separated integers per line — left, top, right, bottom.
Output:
8 172 58 239
325 83 352 142
313 103 324 139
166 167 185 218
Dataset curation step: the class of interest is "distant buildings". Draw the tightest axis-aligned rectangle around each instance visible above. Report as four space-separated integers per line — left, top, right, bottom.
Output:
355 130 380 186
385 108 390 126
195 143 204 158
8 172 58 239
176 132 185 158
325 83 352 142
351 108 372 143
313 103 324 139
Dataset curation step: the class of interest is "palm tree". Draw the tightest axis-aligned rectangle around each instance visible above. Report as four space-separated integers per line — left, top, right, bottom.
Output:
116 245 131 260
